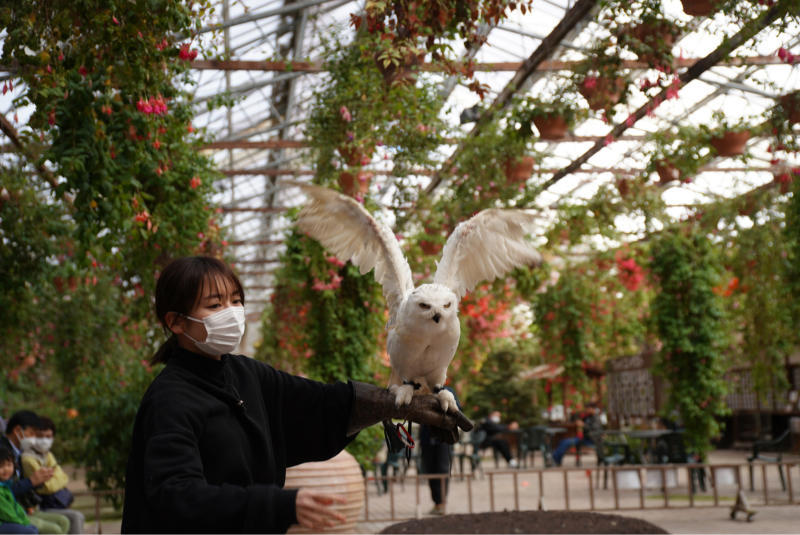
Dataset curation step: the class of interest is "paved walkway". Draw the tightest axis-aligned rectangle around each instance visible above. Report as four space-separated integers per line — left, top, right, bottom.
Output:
69 449 800 533
358 449 800 534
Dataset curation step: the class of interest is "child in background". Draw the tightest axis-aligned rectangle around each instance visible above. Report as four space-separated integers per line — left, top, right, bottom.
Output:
0 444 38 534
20 418 83 535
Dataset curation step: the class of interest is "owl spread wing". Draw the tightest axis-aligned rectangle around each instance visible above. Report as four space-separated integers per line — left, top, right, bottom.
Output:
294 183 414 323
433 209 542 300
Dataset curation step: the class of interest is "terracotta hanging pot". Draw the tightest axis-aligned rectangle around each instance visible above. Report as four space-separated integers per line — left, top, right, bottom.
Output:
337 143 374 167
504 155 535 184
337 170 372 198
680 0 716 16
375 50 425 87
630 21 676 65
284 450 365 534
532 115 569 140
578 76 627 111
615 178 631 198
779 91 800 124
655 162 681 184
710 130 750 157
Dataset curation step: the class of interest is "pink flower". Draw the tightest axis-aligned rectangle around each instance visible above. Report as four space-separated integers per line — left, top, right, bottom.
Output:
156 39 169 51
582 76 598 90
326 256 345 267
178 44 198 61
190 176 202 189
778 47 789 61
134 211 150 223
339 106 352 122
604 134 614 146
112 16 119 25
666 77 681 100
625 115 635 127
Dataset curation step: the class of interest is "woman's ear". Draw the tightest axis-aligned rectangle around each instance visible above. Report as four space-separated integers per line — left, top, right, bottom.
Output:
165 312 185 335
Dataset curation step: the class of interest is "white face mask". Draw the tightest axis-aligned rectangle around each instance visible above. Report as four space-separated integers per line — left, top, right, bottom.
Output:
19 433 37 453
32 437 53 455
184 306 245 356
489 415 501 424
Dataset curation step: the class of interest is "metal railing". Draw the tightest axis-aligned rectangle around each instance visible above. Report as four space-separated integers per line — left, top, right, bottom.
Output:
363 461 799 522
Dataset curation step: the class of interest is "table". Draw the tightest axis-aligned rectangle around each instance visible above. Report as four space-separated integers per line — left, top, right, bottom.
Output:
599 429 674 463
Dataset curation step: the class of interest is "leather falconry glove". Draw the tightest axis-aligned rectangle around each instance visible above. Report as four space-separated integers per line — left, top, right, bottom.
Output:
346 381 473 444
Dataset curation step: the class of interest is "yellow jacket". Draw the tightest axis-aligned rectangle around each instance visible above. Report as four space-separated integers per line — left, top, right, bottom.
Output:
20 452 69 495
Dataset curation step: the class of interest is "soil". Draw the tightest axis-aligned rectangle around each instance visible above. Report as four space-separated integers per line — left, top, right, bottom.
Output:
380 510 669 534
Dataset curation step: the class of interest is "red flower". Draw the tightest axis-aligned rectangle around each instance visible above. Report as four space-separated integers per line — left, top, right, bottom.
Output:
582 76 597 90
78 65 88 77
190 176 202 189
134 211 150 223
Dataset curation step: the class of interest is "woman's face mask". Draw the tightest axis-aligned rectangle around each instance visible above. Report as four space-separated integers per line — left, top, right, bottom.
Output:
183 306 246 356
32 437 53 455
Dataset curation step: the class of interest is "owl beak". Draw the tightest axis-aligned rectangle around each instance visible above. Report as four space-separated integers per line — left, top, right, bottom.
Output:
432 313 441 323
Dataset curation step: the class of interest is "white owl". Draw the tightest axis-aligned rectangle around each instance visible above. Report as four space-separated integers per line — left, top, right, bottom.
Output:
294 184 542 415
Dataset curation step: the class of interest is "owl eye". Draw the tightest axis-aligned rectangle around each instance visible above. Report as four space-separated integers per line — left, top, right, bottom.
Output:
444 302 451 309
419 303 431 310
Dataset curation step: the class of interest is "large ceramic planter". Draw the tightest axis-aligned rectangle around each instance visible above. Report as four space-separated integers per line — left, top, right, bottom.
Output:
680 0 716 16
579 76 627 111
533 115 569 140
284 450 365 533
337 170 372 198
710 130 750 157
780 91 800 124
504 155 535 184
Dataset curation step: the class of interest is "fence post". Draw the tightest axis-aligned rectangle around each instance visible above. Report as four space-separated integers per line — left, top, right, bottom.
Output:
588 468 595 510
563 469 570 511
513 471 519 511
94 493 101 535
467 473 473 513
489 472 495 512
762 464 769 505
786 463 794 504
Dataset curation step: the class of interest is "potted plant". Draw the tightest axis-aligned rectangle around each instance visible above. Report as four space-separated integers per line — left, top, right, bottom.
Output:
701 111 754 157
614 7 682 71
644 127 710 184
779 90 800 124
572 37 631 113
511 92 588 141
679 0 718 16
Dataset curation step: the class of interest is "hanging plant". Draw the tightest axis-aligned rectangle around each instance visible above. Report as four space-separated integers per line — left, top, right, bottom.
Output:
572 36 631 114
644 126 711 184
511 92 588 141
649 229 729 460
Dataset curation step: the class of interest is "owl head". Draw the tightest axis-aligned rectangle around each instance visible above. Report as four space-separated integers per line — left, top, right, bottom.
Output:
408 284 458 324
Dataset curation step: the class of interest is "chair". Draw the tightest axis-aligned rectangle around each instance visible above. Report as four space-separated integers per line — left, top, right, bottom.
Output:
595 436 630 489
748 428 791 492
519 426 552 468
456 429 487 479
653 431 706 492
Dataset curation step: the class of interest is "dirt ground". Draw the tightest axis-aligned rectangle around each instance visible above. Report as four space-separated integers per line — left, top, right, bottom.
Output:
380 510 669 534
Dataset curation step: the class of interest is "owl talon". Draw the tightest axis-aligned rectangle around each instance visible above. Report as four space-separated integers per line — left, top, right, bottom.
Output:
389 384 415 407
435 388 457 414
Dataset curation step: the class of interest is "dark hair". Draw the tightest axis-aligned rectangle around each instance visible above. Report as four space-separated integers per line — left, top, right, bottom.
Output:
37 416 56 435
6 410 39 435
151 256 245 364
0 444 13 464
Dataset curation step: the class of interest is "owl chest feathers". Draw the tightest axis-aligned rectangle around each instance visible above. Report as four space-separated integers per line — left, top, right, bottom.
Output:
386 284 460 376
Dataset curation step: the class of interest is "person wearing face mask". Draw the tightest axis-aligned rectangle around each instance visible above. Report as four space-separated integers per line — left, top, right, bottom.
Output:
122 256 472 534
0 412 68 534
20 418 84 535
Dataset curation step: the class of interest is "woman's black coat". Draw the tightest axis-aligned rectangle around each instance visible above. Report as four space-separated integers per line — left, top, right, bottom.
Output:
121 345 355 533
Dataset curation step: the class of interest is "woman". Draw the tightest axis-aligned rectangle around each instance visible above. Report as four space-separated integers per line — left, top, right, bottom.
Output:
122 256 470 533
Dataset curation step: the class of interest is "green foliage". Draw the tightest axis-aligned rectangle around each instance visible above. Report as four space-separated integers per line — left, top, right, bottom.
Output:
464 350 543 426
649 230 729 459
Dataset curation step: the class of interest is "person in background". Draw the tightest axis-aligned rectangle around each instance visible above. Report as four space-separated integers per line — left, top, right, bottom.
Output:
21 417 84 534
0 411 68 534
0 444 38 534
420 387 461 516
478 410 519 468
551 402 603 466
121 256 472 534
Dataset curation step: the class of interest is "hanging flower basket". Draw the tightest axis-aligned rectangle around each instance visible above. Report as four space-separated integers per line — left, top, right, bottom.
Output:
779 91 800 124
630 21 676 65
337 143 374 167
578 76 627 111
710 130 750 156
533 115 569 140
337 170 372 197
680 0 716 16
375 50 425 87
504 155 536 184
656 162 681 184
774 170 793 194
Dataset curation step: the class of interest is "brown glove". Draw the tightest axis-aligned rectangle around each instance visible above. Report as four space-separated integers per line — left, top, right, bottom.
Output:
346 381 473 443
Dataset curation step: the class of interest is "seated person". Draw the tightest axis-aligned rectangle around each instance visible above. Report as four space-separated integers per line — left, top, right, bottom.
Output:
21 417 84 535
552 402 603 466
478 410 519 468
0 444 38 534
0 411 68 534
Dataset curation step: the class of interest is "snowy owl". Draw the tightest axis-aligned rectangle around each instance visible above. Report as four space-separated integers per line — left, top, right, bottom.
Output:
294 183 542 415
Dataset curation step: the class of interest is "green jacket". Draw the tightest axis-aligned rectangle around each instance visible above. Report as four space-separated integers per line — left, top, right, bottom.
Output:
0 481 30 526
